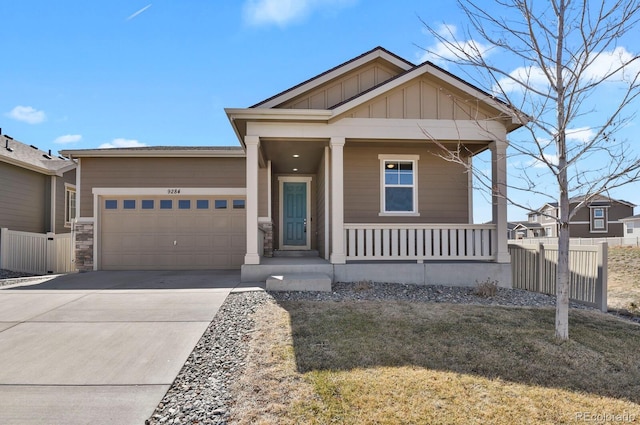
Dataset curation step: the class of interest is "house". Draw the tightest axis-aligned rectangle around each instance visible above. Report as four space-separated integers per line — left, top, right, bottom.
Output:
61 47 523 287
0 132 77 236
515 195 636 238
620 214 640 237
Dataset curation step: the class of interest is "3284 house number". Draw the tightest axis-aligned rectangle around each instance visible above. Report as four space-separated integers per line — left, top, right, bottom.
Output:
167 189 181 194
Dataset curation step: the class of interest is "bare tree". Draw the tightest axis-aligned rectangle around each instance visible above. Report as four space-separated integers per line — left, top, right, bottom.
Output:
420 0 640 339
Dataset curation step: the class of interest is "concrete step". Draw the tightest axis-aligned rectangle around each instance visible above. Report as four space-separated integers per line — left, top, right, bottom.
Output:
266 272 332 292
273 250 320 257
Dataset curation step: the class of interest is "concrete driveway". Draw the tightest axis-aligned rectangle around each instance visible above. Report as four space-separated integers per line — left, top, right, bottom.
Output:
0 270 245 425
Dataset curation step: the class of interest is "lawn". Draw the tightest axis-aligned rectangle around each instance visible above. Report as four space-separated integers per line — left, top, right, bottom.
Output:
231 299 640 424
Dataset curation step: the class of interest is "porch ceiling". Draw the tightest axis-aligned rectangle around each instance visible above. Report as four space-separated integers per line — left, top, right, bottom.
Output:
261 139 327 174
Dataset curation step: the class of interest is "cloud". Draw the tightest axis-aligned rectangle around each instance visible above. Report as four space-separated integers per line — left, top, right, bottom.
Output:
419 23 492 66
494 65 550 95
126 4 152 20
98 138 147 149
531 153 559 168
566 127 595 143
243 0 354 27
6 106 46 124
54 134 82 144
583 46 640 83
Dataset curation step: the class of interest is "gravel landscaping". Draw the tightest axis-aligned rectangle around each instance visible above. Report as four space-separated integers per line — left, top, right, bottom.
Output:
0 269 38 287
145 282 597 425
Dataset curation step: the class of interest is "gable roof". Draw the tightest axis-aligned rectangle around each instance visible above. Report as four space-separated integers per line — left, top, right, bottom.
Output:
531 195 636 212
0 134 76 176
251 46 415 109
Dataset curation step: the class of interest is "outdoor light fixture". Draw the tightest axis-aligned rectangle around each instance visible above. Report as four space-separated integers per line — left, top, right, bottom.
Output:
292 154 300 158
387 163 395 168
293 168 298 172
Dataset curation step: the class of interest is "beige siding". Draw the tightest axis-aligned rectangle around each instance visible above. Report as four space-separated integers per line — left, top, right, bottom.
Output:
0 162 47 233
80 157 246 217
316 151 326 258
278 60 404 110
346 77 496 121
258 166 268 217
54 169 76 234
343 144 470 223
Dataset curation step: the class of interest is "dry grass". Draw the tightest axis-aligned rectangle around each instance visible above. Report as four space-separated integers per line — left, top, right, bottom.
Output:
231 300 640 424
608 246 640 312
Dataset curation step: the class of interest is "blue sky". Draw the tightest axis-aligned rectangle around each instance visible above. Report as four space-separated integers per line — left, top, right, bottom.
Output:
2 0 639 222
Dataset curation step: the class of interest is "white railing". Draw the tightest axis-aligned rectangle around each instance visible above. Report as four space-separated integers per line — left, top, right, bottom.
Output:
344 224 496 261
0 228 75 275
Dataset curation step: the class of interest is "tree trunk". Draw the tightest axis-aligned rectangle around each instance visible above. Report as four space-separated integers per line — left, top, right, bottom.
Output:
556 193 570 340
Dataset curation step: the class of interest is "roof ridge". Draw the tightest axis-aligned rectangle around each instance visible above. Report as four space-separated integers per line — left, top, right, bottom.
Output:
250 46 415 108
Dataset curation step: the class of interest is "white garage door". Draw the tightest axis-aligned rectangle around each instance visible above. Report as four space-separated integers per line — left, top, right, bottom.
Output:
100 196 246 270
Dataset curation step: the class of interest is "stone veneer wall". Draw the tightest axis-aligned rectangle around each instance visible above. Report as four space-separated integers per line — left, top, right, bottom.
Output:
259 222 273 257
73 221 94 271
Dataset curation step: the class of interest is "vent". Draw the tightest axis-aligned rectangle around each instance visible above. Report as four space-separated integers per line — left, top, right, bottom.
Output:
4 138 13 152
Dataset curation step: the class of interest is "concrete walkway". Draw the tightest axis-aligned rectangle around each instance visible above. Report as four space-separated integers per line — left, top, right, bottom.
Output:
0 270 248 425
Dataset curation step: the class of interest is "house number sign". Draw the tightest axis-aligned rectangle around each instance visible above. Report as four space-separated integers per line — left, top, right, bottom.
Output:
167 189 181 194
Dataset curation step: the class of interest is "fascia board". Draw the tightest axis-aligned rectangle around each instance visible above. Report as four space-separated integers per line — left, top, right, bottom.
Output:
254 50 414 109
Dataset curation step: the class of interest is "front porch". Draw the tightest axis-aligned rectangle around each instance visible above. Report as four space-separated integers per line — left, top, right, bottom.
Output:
240 254 512 288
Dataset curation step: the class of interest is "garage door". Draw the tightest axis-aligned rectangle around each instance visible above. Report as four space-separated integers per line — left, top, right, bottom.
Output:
100 196 246 270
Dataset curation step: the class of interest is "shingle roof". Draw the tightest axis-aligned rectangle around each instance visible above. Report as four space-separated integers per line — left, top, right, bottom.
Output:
0 134 75 175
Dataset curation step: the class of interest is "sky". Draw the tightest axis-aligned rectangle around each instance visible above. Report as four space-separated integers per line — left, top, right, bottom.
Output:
2 0 639 222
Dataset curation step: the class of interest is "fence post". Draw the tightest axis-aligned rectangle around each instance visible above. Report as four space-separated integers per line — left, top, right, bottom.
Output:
537 243 545 293
0 228 7 269
595 242 608 313
46 232 55 274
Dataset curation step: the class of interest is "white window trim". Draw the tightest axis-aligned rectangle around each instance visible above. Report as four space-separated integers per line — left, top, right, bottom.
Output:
64 183 76 227
378 154 420 216
589 206 609 233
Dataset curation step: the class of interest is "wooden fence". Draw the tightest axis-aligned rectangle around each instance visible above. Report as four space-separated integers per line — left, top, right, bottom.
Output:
0 228 75 275
509 236 640 247
509 242 607 311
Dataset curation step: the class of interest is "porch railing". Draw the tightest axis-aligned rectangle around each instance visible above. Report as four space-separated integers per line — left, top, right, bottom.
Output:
344 223 496 261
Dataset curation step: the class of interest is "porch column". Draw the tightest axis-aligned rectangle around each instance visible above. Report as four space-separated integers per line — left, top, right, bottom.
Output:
245 135 260 265
490 139 510 263
330 137 346 264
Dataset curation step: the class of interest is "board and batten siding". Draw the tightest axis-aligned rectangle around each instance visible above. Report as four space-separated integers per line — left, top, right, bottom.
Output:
54 169 76 234
79 157 249 217
277 60 404 110
343 144 470 224
0 162 47 233
345 76 497 121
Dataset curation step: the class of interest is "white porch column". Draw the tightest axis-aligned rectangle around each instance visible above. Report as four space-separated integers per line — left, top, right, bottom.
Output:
244 135 260 265
330 137 346 264
490 139 510 263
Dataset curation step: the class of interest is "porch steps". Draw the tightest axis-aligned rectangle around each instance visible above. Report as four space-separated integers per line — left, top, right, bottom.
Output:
266 272 332 292
273 250 320 257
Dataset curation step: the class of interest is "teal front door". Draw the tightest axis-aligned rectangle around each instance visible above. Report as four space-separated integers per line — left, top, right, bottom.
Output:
283 182 307 246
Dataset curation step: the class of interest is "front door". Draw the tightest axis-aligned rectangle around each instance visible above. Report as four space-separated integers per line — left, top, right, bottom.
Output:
282 181 307 247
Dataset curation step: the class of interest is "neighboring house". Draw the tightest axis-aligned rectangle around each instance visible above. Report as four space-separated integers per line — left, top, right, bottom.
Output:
61 47 523 287
621 214 640 237
514 195 636 238
0 132 77 235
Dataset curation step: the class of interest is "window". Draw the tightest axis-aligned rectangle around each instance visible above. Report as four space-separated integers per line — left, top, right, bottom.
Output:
142 200 154 209
233 199 245 209
215 200 227 209
530 215 538 223
196 200 209 209
628 222 634 234
591 207 607 232
123 200 136 209
593 208 604 218
65 185 76 226
178 200 191 209
160 200 172 209
545 226 553 237
593 219 605 229
379 155 419 214
105 200 117 209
